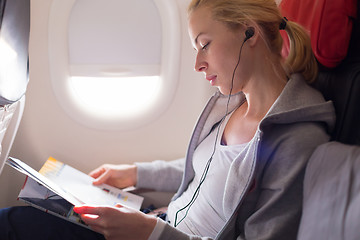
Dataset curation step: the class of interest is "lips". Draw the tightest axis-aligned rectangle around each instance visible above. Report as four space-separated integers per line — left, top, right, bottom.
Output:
206 75 217 85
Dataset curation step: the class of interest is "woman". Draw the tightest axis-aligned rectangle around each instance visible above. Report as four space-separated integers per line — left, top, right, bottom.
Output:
1 0 335 239
75 0 335 239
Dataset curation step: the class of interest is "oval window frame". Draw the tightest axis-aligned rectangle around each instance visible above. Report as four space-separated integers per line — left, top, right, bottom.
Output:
48 0 181 130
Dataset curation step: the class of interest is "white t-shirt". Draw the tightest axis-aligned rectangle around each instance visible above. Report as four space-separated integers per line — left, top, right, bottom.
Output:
166 112 248 238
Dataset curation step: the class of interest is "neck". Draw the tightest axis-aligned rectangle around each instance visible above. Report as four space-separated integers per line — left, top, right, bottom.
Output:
241 53 287 121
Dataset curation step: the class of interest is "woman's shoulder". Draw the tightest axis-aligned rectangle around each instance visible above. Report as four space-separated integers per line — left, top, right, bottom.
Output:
260 74 335 133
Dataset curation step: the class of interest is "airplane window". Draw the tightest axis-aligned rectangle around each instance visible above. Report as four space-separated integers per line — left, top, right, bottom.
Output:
48 0 180 130
69 76 161 119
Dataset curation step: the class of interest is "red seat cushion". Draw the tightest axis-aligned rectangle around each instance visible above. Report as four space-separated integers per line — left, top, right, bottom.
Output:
279 0 357 68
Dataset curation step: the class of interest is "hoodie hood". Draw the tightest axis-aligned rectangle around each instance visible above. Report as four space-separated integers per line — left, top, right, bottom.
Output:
260 73 336 134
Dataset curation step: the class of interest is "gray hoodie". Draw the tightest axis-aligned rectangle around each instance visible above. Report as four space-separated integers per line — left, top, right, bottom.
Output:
136 74 336 240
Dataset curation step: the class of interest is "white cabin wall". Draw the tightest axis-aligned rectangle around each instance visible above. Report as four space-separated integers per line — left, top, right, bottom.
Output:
0 0 213 207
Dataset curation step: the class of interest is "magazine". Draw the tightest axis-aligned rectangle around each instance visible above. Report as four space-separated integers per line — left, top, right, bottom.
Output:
6 156 144 228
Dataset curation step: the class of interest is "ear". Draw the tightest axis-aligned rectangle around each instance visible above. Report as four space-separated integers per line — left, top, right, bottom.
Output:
244 27 255 41
242 25 259 47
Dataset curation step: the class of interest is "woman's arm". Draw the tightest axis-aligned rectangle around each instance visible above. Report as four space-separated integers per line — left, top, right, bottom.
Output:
135 158 185 192
88 157 185 192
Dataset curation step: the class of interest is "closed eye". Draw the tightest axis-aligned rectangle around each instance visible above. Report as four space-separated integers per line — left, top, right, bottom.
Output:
201 42 210 50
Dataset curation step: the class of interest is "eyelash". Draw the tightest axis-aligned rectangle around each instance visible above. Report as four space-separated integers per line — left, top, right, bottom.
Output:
201 42 210 50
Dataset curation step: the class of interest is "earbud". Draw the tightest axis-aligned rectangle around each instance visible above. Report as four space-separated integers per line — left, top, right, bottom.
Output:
244 27 255 42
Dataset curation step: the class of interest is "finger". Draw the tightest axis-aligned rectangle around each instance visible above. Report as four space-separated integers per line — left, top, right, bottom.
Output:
74 205 102 215
114 204 134 215
81 213 100 226
89 167 105 179
92 169 111 185
74 206 111 232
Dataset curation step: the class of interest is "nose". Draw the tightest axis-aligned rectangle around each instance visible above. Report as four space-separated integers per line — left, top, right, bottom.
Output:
194 53 207 72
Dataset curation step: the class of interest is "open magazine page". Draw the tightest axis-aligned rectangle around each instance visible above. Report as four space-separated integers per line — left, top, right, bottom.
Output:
39 157 143 210
18 176 88 228
6 157 83 205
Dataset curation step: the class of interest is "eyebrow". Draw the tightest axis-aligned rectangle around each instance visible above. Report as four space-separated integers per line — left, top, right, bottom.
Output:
194 32 204 45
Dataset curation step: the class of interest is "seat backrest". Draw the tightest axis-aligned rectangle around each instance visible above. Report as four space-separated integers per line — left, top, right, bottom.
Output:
0 97 25 174
298 142 360 240
279 1 360 239
280 0 360 145
314 3 360 145
0 0 30 175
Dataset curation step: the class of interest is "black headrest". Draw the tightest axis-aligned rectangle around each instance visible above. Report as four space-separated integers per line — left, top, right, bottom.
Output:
312 5 360 145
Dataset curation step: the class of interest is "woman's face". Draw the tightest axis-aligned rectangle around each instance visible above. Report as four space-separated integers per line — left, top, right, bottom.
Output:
188 7 249 95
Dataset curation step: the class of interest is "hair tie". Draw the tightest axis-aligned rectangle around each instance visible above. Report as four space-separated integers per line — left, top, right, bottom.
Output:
279 17 288 30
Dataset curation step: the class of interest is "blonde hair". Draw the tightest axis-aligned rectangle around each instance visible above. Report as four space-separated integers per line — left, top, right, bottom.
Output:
188 0 318 83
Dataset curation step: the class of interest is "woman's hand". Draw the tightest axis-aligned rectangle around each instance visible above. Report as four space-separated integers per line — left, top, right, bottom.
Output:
89 164 137 189
74 204 157 240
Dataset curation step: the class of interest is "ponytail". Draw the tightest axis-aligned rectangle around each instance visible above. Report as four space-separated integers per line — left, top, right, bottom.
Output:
283 20 318 83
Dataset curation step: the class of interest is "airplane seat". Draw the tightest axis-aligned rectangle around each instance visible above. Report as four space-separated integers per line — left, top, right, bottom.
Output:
0 0 30 175
280 0 360 145
312 6 360 145
280 0 360 239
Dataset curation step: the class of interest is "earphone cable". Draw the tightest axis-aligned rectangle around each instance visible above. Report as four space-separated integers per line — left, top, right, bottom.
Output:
174 39 247 227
